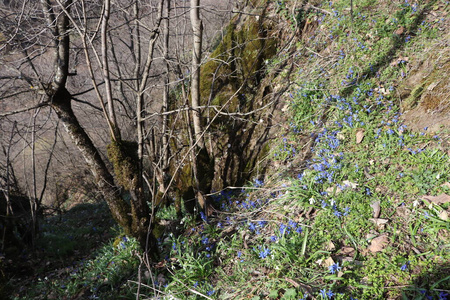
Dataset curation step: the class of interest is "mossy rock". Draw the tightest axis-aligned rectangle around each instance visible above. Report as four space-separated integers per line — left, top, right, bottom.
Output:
401 83 425 110
168 4 284 194
200 16 277 111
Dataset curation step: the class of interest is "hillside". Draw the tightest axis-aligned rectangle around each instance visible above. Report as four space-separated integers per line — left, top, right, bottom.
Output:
3 0 450 299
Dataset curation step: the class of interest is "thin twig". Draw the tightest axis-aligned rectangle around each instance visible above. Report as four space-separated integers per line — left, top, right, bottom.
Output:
0 101 49 117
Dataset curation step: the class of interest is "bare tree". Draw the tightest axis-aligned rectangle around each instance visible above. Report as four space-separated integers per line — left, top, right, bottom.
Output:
190 0 204 149
0 0 164 252
1 0 280 257
188 0 214 215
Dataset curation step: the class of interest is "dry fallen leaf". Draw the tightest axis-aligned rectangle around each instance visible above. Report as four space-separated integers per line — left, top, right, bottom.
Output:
439 210 448 221
427 81 440 91
370 201 381 218
340 246 355 256
368 234 389 253
396 206 411 218
369 218 389 228
440 182 450 189
326 186 342 194
423 194 450 205
356 129 365 144
324 257 335 268
326 241 336 251
342 180 358 189
394 26 405 35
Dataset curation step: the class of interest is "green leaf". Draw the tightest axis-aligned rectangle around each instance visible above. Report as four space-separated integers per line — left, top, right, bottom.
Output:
268 289 279 299
282 288 297 299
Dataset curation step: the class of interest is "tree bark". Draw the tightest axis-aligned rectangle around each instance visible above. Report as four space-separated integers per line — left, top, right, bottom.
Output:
190 0 204 149
190 0 214 214
43 0 134 236
50 90 132 231
101 0 121 140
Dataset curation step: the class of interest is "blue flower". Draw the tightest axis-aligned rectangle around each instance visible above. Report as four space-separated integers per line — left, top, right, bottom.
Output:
329 262 342 274
200 211 208 222
333 209 343 217
258 246 271 259
343 207 350 216
400 261 410 271
237 251 244 262
280 224 289 235
299 293 309 300
254 178 264 187
258 220 268 227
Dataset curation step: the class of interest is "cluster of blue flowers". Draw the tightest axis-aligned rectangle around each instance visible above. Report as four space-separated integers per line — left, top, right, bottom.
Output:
320 289 334 299
192 281 215 296
420 290 449 300
248 220 268 235
256 246 271 259
236 196 268 211
270 220 303 242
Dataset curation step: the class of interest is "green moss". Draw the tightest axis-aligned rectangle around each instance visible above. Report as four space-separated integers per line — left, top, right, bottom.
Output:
106 140 139 190
401 83 424 110
168 8 281 194
200 17 277 109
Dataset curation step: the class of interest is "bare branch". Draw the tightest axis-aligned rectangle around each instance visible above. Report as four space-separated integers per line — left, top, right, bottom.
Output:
0 101 49 118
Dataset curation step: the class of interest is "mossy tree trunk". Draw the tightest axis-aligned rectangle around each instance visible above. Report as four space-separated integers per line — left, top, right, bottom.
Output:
51 91 132 231
41 0 157 254
42 0 133 230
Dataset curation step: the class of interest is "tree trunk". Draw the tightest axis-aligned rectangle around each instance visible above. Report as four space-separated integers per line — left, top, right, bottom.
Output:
41 0 133 231
190 0 214 215
190 0 204 149
50 89 133 231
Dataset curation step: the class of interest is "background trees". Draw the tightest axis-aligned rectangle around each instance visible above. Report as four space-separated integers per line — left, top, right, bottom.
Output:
0 0 236 251
0 0 280 255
